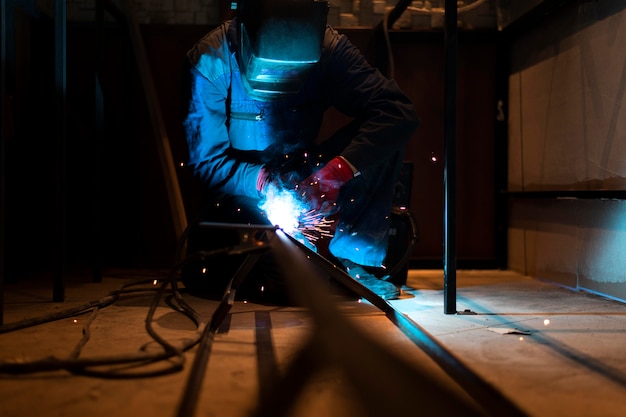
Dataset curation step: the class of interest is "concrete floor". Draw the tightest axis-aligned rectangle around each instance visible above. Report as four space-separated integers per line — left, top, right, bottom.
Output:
1 265 626 417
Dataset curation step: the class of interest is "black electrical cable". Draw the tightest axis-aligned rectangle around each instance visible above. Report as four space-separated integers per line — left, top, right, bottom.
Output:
69 306 100 359
0 227 275 378
0 258 204 377
0 293 118 335
0 275 163 335
71 268 190 378
58 248 240 378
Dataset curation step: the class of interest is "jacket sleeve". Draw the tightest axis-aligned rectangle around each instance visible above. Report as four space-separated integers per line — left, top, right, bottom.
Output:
184 48 262 199
321 28 420 172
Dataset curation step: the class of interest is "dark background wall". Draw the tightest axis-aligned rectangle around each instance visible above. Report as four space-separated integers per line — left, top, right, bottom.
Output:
3 15 501 279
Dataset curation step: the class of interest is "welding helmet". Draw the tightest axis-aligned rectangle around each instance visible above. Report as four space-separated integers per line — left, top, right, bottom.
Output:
236 0 329 100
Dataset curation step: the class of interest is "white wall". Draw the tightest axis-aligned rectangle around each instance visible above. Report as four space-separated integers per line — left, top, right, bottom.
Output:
509 198 626 302
508 3 626 302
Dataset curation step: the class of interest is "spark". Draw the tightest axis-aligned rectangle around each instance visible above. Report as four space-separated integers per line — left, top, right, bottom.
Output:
259 184 334 245
298 209 335 242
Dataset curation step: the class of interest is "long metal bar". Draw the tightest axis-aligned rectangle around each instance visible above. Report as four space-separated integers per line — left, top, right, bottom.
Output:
270 231 528 417
53 0 67 302
443 0 458 314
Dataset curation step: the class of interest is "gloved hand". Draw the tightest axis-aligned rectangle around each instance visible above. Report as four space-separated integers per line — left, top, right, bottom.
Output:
256 166 273 196
257 166 301 197
296 156 355 216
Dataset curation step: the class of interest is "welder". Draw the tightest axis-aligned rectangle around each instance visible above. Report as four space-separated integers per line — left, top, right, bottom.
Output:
182 0 419 302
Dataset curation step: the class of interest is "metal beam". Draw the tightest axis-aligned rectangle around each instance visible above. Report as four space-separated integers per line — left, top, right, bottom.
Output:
53 0 67 302
443 0 458 314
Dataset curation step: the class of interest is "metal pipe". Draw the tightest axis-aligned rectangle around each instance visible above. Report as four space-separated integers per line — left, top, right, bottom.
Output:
53 0 67 302
443 0 457 314
92 0 105 283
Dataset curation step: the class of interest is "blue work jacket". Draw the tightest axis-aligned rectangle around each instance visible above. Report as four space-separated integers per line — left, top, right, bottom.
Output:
184 20 419 200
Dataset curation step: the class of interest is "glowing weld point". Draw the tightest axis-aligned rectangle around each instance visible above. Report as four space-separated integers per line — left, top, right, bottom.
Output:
259 184 335 245
259 186 305 234
73 319 78 323
201 267 207 275
152 279 158 286
544 319 550 326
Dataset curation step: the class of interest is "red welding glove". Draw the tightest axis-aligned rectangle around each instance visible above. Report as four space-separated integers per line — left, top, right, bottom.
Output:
256 166 272 196
296 156 355 216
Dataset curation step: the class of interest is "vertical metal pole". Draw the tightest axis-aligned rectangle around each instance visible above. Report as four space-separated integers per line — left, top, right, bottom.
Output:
443 0 457 314
0 0 7 324
92 0 104 283
494 35 509 270
53 0 67 302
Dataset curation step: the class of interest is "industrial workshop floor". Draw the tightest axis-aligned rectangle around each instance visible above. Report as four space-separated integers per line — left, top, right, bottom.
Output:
1 266 626 417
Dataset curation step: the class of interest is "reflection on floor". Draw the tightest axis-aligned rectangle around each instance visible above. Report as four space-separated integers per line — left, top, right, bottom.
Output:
1 268 626 417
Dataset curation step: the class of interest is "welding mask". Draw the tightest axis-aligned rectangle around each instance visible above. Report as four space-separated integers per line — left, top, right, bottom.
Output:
236 0 329 100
